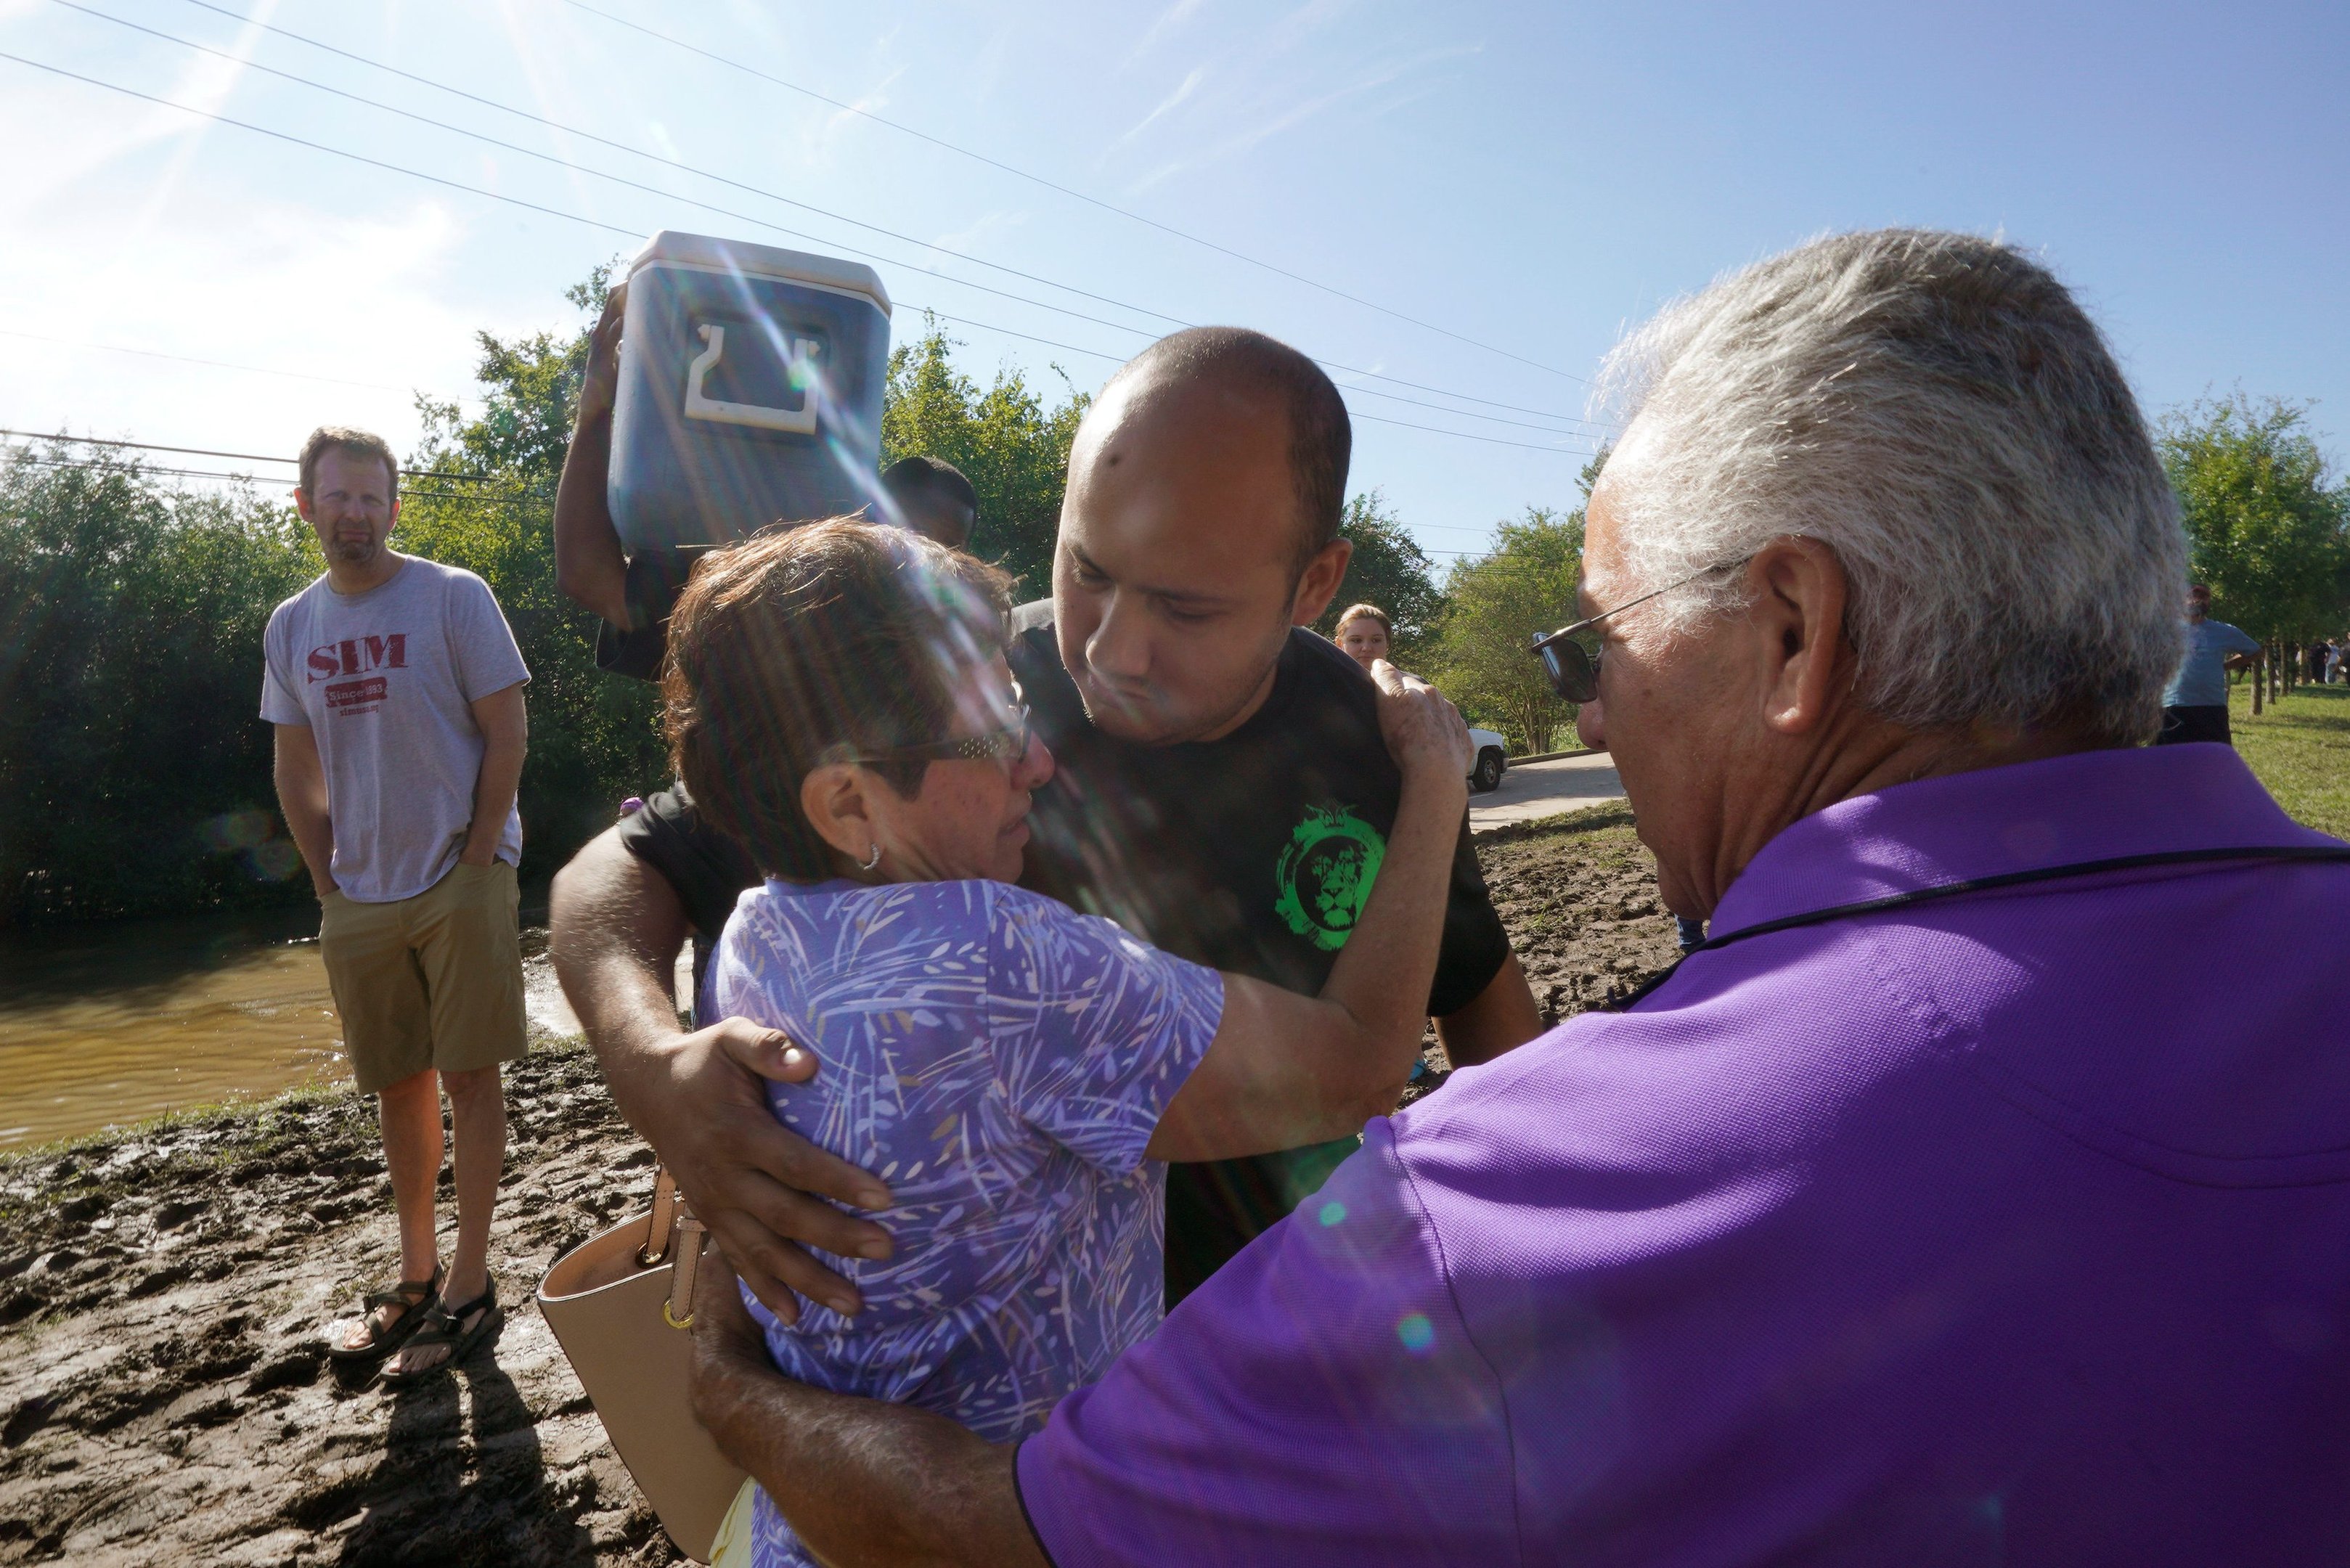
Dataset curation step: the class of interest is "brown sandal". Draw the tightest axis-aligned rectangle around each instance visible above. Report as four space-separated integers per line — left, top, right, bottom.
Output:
327 1264 443 1364
380 1281 501 1388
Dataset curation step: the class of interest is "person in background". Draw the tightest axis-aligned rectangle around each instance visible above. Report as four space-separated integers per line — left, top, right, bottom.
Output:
1333 602 1392 671
2156 582 2260 744
551 285 985 993
552 281 981 682
681 230 2350 1568
266 425 531 1387
551 326 1541 1321
872 454 976 551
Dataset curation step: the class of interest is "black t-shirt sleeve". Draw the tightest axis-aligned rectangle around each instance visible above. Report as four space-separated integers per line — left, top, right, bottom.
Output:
613 785 761 945
1428 814 1511 1018
1295 632 1509 1018
592 550 686 682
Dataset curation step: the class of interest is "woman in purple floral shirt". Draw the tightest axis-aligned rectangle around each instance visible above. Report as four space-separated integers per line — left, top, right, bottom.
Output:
660 520 1472 1568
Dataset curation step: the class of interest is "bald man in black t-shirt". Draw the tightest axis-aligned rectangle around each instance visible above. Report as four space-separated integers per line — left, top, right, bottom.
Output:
550 325 1541 1317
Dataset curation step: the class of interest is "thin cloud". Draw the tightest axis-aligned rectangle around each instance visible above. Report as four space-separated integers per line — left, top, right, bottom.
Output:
129 0 285 233
1256 0 1355 60
1120 0 1207 72
1103 67 1207 160
1118 33 1477 197
1125 160 1190 198
809 67 907 158
926 208 1028 260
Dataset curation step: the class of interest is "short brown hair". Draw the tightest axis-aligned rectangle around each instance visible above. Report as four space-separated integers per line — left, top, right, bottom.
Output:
661 518 1014 880
298 425 399 502
1334 603 1390 635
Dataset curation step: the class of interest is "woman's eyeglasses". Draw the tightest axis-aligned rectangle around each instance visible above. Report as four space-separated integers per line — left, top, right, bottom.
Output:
839 690 1033 767
1529 558 1751 703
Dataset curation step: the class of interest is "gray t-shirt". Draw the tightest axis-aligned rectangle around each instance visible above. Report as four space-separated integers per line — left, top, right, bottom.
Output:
2161 616 2261 709
261 555 530 902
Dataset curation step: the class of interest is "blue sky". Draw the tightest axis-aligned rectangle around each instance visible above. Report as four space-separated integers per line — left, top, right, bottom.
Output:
1 0 2342 568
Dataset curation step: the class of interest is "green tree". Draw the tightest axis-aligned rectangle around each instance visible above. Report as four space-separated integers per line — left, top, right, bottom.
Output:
1429 506 1586 753
0 449 318 923
1425 447 1606 754
404 264 667 875
1311 489 1443 663
881 314 1090 599
2161 394 2350 642
0 278 1112 924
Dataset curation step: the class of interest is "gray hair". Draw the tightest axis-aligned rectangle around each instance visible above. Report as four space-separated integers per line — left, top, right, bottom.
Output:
1598 229 2185 746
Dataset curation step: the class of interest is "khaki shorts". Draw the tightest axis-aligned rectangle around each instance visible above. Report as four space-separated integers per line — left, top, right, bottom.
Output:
320 860 529 1095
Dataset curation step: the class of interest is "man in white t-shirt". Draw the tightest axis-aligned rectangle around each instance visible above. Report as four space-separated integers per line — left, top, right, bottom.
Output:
262 425 531 1387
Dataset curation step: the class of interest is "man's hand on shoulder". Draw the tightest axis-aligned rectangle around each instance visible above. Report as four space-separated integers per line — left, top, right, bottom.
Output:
645 1016 899 1321
547 827 901 1322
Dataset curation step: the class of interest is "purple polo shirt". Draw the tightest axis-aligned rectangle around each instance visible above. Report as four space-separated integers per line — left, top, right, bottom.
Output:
1016 744 2350 1566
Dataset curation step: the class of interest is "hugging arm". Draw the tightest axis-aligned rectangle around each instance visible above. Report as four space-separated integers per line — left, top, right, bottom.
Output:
547 828 893 1320
1146 663 1473 1163
692 1263 1048 1568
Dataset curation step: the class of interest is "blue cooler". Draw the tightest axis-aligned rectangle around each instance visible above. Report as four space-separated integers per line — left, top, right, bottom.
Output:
608 231 892 555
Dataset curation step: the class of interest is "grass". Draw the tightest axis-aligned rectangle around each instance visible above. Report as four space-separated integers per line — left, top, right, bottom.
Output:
2229 680 2350 841
1473 798 1636 848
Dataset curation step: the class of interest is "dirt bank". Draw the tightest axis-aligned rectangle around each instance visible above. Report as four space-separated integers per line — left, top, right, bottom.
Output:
0 804 1679 1567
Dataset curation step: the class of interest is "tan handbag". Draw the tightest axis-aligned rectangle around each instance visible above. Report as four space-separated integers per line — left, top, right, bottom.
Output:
538 1167 748 1561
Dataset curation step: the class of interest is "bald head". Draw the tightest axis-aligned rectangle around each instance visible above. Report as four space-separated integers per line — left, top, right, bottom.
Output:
1050 328 1358 746
1105 327 1351 570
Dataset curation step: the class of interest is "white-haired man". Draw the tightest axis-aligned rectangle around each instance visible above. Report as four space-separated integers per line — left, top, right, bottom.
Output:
679 232 2350 1567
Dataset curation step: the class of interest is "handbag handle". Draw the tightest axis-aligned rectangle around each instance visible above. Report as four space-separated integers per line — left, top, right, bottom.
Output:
664 1211 708 1331
635 1163 711 1330
637 1165 682 1266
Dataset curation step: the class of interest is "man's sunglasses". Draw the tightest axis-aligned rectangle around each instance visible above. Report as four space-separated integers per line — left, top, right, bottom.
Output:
1530 558 1751 704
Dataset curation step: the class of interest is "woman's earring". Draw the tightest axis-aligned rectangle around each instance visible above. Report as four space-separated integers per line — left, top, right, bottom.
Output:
860 843 884 873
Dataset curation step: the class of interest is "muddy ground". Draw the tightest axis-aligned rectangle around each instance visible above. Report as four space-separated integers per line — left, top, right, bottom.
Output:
0 804 1680 1567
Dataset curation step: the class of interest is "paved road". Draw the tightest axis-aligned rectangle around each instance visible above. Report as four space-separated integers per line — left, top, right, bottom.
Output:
1469 751 1626 833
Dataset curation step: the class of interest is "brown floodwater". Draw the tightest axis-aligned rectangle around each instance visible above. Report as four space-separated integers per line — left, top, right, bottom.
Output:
0 907 592 1152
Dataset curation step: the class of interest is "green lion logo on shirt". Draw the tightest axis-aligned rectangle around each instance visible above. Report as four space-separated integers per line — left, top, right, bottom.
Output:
1274 806 1387 952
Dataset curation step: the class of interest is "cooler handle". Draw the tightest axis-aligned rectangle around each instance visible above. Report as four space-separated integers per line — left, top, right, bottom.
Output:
684 324 822 435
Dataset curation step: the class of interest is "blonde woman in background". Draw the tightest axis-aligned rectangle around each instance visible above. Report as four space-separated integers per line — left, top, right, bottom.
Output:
1333 603 1391 672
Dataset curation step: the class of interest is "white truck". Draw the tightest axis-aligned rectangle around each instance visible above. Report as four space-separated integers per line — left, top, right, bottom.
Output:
1468 727 1508 793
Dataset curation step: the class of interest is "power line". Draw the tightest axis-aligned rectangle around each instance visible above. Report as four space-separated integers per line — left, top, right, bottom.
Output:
5 446 544 503
552 0 1589 385
134 0 1604 435
1 48 1599 461
158 0 1175 332
3 449 545 506
894 311 1596 455
0 325 473 399
0 48 646 233
60 1 1165 345
0 428 495 481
